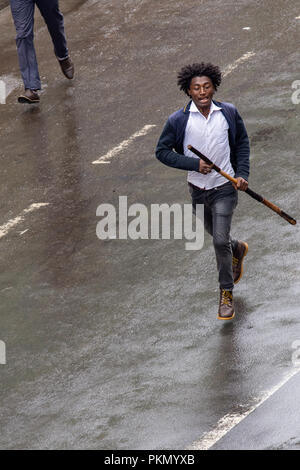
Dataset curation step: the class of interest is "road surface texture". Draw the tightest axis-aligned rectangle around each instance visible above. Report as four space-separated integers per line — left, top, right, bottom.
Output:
0 0 300 450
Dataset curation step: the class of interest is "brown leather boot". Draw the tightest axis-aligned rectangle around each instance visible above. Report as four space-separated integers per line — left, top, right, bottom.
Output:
58 57 74 79
218 289 235 320
232 241 248 284
18 89 40 104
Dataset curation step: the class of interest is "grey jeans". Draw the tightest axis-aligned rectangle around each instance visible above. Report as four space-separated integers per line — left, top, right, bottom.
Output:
10 0 68 90
189 181 238 291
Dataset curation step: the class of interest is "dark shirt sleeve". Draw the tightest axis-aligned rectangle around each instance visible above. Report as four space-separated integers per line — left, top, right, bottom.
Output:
155 118 200 172
234 110 250 181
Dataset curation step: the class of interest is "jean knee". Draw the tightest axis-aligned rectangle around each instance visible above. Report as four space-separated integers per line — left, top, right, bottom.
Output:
16 29 34 42
213 236 231 254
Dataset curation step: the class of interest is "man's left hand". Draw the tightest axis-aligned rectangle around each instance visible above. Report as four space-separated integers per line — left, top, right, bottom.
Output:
232 177 248 191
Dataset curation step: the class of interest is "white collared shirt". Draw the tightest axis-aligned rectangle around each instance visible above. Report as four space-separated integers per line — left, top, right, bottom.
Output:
183 101 234 189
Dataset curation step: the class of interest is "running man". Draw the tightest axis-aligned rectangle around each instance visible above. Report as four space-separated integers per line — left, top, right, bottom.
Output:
10 0 74 103
156 62 250 320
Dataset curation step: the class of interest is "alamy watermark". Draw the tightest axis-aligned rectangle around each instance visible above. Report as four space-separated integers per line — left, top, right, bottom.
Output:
291 340 300 366
291 80 300 105
96 196 204 250
0 340 6 365
0 80 6 104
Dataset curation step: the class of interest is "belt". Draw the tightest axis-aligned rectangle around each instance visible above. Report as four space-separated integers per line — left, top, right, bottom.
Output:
188 181 230 192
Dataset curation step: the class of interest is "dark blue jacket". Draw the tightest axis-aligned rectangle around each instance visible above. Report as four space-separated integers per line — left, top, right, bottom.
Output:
156 100 250 180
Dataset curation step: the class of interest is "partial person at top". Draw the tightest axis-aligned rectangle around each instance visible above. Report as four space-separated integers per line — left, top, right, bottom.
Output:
10 0 74 104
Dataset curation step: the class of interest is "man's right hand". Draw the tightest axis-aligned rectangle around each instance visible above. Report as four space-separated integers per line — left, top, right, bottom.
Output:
199 159 213 175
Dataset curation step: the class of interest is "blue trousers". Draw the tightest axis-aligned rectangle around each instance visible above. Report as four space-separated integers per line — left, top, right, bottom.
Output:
189 181 238 291
10 0 69 90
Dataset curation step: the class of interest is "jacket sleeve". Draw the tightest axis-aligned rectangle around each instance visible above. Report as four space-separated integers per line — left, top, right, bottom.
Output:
155 118 200 171
234 110 250 181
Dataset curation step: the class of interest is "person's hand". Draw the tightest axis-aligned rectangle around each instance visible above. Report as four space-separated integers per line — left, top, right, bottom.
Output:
232 177 248 191
199 159 213 175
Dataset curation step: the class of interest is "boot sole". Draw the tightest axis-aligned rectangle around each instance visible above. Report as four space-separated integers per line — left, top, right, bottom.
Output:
18 96 40 104
62 71 74 79
218 312 235 321
234 242 248 284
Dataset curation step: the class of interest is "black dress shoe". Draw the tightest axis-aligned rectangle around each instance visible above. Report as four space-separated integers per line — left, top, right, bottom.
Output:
18 89 40 104
59 57 74 79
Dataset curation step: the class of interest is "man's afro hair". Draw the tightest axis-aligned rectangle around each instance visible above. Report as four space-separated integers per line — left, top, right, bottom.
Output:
177 62 222 96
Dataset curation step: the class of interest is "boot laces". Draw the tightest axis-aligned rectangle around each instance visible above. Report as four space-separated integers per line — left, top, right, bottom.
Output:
221 289 232 306
232 256 239 266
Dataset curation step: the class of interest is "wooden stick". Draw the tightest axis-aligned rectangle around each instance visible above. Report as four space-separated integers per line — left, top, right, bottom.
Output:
187 145 297 226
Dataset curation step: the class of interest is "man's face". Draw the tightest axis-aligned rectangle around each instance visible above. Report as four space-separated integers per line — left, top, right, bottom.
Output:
187 76 215 111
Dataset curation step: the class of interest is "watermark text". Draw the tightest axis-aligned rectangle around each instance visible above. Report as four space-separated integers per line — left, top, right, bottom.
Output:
0 80 6 104
96 196 204 251
291 340 300 366
0 340 6 365
291 80 300 105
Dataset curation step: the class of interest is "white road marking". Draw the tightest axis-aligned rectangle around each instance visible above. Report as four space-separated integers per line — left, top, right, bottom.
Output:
186 366 300 450
223 51 256 77
92 124 156 164
0 203 49 239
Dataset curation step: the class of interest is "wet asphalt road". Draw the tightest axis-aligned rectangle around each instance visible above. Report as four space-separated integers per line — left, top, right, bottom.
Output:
0 0 300 450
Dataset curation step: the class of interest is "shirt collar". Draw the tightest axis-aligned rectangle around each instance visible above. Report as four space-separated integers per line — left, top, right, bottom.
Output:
190 100 222 115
